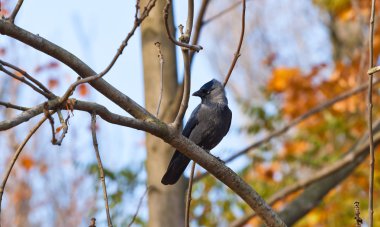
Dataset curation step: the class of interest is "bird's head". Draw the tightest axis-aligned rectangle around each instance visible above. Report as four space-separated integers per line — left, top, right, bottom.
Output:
192 79 228 104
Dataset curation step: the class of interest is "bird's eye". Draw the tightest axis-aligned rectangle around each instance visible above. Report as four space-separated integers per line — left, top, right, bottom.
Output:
206 90 211 95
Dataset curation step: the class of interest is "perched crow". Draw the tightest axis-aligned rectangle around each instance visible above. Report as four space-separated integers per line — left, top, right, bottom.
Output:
161 79 232 185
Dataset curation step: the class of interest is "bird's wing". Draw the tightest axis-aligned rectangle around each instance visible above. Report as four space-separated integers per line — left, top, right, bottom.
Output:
182 104 201 137
224 106 233 136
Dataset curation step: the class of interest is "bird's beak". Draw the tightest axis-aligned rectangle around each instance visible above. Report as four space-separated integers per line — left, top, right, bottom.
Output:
192 89 203 97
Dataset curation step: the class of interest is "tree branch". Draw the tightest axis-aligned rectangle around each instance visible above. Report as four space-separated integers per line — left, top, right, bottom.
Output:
0 98 61 131
0 101 29 111
91 114 113 227
7 0 24 23
223 0 246 87
189 0 210 63
185 161 196 227
0 59 54 98
163 0 203 51
367 0 376 225
0 62 52 99
0 17 152 120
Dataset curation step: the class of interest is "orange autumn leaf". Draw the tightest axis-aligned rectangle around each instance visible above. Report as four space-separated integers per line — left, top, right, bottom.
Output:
48 78 59 89
47 61 59 69
56 126 63 134
39 163 48 174
78 84 89 96
267 67 301 92
20 156 35 171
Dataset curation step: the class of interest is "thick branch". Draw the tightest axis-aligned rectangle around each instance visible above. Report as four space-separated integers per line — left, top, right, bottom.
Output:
0 98 61 131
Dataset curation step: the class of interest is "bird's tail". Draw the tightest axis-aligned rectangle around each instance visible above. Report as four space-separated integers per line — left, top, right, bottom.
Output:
161 150 190 185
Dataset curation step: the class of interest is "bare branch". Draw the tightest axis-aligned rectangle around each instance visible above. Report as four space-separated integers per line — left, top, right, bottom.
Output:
0 98 61 131
56 0 157 107
0 62 52 99
163 0 203 51
189 0 210 63
0 101 29 111
91 114 113 227
223 0 246 87
89 217 96 227
0 59 54 97
185 162 196 227
155 42 164 117
7 0 24 23
53 110 69 145
185 0 194 39
0 12 153 120
203 0 249 25
172 49 191 129
0 113 50 223
368 0 376 225
354 201 363 227
127 186 150 227
43 103 57 144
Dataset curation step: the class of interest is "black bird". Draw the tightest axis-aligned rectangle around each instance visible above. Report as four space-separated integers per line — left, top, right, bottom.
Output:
161 79 232 185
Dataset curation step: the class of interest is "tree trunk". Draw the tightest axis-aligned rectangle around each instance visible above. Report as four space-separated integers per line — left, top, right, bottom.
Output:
140 1 187 227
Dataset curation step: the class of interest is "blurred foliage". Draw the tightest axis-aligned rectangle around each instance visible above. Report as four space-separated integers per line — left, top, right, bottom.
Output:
191 0 380 226
87 163 145 225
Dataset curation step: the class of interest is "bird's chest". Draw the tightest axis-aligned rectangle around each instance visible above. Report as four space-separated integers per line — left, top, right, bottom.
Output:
195 104 230 149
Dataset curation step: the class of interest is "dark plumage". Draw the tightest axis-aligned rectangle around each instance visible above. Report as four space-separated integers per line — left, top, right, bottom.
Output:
161 79 232 185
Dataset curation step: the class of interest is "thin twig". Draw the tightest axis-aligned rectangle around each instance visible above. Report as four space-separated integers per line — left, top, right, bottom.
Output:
0 59 54 98
57 0 157 107
0 113 50 225
91 113 113 227
354 201 363 227
89 217 96 227
189 0 210 63
155 42 164 117
173 49 191 129
368 0 376 226
0 63 52 99
223 0 246 87
203 0 249 25
185 162 196 227
185 0 194 39
7 0 24 23
127 186 150 227
195 77 380 181
170 0 195 129
53 110 69 145
43 102 57 144
163 0 203 51
0 101 29 111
